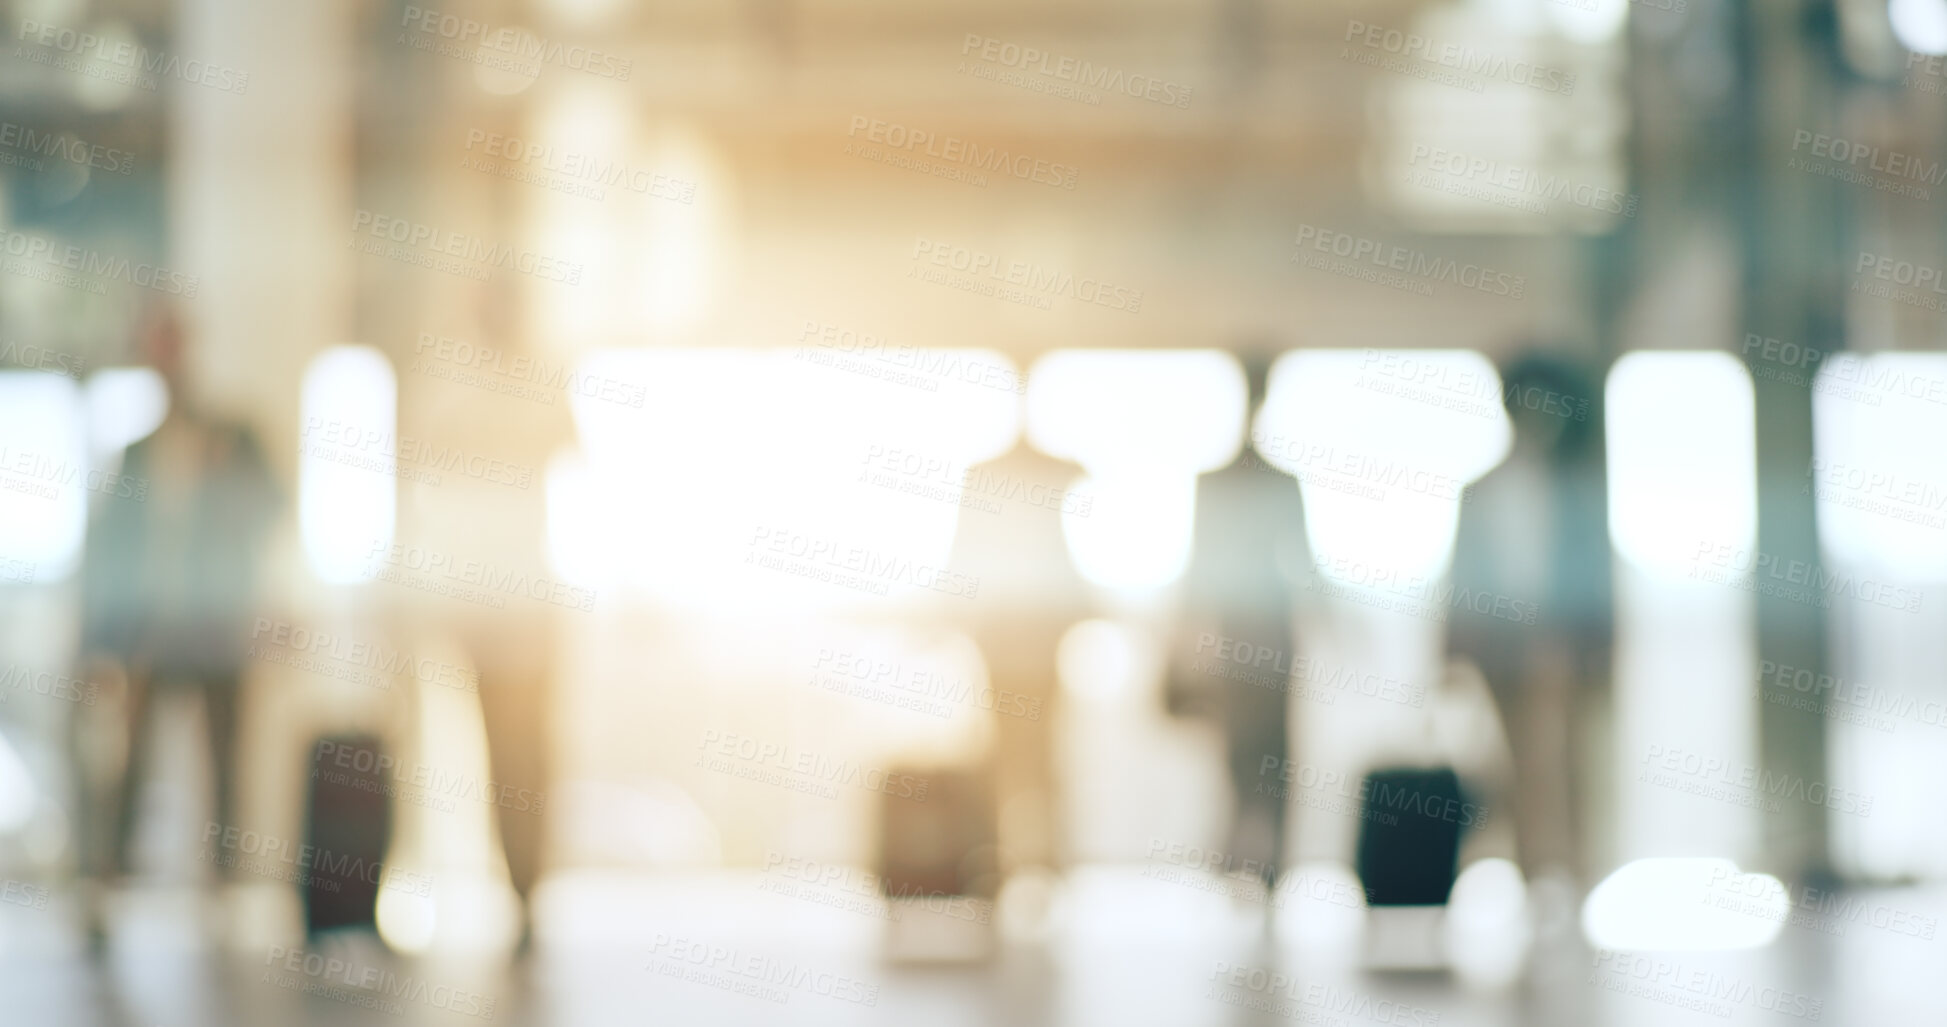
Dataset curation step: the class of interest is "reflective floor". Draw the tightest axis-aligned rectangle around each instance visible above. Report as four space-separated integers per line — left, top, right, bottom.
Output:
5 871 1939 1025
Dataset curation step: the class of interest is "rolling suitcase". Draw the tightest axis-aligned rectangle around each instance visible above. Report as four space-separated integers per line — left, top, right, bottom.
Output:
878 766 996 961
303 733 394 935
1354 766 1469 907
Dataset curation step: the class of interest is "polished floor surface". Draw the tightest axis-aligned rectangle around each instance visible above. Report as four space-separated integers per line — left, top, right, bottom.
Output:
1 869 1939 1026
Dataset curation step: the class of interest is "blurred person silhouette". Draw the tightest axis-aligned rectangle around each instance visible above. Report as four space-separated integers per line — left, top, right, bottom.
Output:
1166 351 1307 889
943 438 1091 879
1447 350 1610 886
460 612 555 954
74 300 281 945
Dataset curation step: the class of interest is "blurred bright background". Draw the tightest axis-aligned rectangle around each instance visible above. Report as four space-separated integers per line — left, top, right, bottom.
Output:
3 0 1947 1024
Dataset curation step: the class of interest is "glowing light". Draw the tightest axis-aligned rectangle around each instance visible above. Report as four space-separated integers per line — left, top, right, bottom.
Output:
1811 353 1947 580
84 366 168 459
375 886 437 954
1891 0 1947 55
0 729 38 833
635 127 727 335
559 347 1018 608
298 346 396 584
1445 858 1530 987
1272 861 1367 954
526 82 630 348
0 371 86 581
1257 350 1510 584
1582 857 1785 951
1027 350 1244 592
1544 0 1628 43
1606 352 1756 577
1057 619 1146 701
543 446 606 588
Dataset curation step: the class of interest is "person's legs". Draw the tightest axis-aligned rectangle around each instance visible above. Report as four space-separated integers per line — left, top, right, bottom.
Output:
112 671 159 880
982 626 1066 874
201 675 242 883
469 627 553 942
1227 683 1288 889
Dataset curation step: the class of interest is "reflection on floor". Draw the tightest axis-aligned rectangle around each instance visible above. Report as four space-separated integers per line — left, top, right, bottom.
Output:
0 869 1940 1025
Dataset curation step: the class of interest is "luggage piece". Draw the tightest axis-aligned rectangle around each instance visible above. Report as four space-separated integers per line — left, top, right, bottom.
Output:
877 766 998 962
878 766 996 902
1354 766 1469 906
302 733 394 934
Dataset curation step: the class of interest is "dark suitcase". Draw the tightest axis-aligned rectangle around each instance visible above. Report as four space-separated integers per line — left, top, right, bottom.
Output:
303 733 394 935
878 766 996 905
1355 766 1470 906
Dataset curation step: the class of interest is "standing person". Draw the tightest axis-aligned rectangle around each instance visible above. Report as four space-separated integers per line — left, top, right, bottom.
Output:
1447 351 1610 883
76 301 281 944
1169 351 1307 889
945 439 1092 878
464 614 555 954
